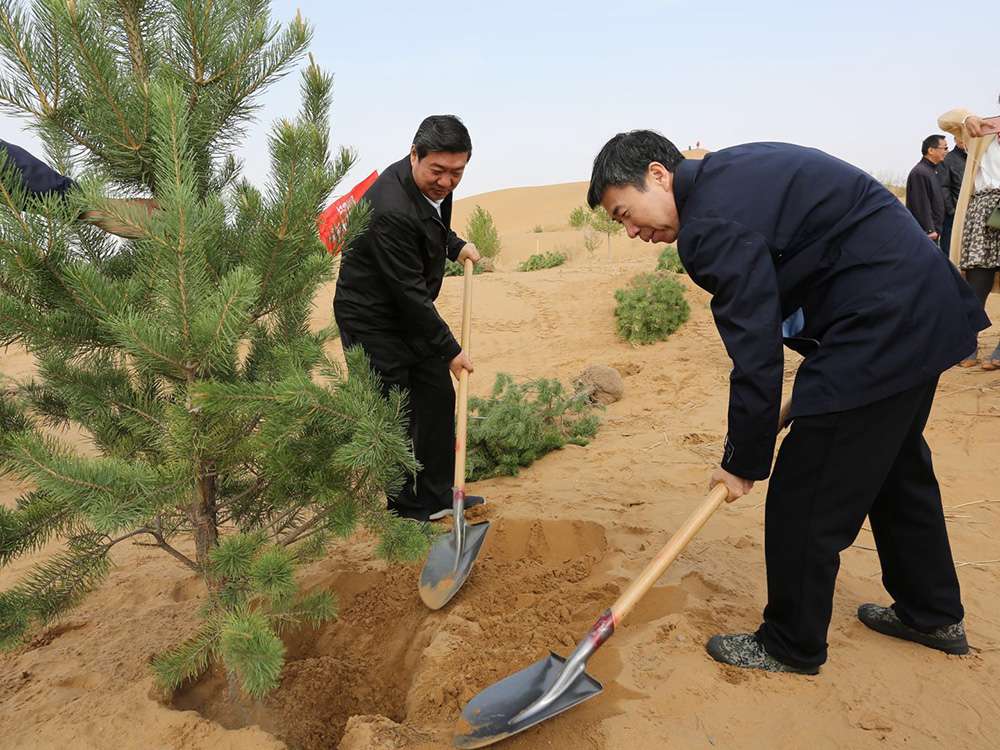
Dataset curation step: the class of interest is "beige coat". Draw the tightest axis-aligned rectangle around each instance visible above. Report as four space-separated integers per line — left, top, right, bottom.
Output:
937 108 996 266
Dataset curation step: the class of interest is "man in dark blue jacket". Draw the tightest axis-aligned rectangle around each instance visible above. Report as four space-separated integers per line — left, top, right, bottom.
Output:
1 139 156 236
334 115 481 523
588 132 987 674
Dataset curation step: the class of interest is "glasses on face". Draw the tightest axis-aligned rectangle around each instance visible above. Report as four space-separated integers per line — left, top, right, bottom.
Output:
931 145 949 151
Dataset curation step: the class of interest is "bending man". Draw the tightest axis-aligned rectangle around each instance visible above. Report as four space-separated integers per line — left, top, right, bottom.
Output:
588 132 986 674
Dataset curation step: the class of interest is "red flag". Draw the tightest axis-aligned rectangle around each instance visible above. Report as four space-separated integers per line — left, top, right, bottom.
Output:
318 169 379 254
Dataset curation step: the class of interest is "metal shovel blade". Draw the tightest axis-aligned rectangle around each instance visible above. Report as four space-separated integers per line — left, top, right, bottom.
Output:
452 652 603 748
419 519 490 610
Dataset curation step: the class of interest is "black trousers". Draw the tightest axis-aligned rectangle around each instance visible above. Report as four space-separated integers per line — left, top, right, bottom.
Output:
756 376 963 669
340 330 455 522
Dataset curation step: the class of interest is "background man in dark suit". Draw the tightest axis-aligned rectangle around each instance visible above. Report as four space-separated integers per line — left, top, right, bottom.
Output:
588 132 987 674
905 134 949 241
937 135 968 255
334 115 481 523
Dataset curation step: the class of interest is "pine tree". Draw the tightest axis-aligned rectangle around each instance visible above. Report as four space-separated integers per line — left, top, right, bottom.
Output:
0 0 430 699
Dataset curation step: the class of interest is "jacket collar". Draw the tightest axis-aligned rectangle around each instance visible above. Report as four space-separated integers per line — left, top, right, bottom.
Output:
672 157 701 218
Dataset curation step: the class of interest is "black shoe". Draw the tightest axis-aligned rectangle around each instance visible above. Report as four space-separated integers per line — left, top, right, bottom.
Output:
857 604 969 655
706 633 819 675
427 495 486 521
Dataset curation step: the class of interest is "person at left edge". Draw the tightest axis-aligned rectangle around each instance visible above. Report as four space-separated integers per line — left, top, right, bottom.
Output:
0 139 157 237
333 115 482 523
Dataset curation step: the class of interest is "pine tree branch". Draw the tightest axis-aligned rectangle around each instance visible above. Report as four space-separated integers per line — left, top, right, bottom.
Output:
191 274 248 371
278 507 330 548
0 7 52 114
215 477 265 511
24 529 141 598
133 526 199 572
66 2 141 152
252 256 330 321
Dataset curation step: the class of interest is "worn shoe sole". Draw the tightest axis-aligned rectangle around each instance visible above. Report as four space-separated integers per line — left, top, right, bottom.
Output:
857 604 969 655
428 495 486 521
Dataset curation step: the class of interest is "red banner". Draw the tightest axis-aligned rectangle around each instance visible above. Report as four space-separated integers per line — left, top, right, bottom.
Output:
318 169 379 254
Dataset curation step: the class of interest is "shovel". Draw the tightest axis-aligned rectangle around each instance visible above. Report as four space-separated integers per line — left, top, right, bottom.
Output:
419 258 490 610
453 396 793 748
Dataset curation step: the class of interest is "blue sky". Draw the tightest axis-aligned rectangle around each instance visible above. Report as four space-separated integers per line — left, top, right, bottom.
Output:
2 0 997 199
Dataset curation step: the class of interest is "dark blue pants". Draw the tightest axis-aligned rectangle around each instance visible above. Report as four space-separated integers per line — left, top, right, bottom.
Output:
757 377 963 668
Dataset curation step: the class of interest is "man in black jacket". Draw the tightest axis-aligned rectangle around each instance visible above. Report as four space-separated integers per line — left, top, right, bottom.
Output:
334 115 481 522
905 134 948 241
937 136 968 254
588 131 986 674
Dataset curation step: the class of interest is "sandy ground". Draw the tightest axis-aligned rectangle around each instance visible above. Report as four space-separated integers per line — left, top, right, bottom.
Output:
1 174 999 749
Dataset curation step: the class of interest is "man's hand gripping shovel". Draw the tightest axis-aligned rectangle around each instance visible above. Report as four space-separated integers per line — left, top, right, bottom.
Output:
452 396 793 747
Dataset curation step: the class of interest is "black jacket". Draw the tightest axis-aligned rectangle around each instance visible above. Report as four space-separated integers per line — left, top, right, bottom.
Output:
675 143 988 480
333 156 466 360
0 140 77 205
905 157 945 235
937 146 967 216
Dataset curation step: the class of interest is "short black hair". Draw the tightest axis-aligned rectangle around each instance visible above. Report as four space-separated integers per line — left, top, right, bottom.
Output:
587 130 685 208
921 134 946 156
412 115 472 160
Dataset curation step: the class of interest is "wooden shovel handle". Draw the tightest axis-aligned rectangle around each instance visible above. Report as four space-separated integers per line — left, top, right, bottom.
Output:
609 395 793 624
454 258 475 490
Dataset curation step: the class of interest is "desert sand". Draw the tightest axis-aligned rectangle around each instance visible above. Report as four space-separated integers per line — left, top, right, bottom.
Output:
1 169 998 750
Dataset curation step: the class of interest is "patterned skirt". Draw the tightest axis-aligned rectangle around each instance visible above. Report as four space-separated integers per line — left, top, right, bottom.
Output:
960 188 1000 269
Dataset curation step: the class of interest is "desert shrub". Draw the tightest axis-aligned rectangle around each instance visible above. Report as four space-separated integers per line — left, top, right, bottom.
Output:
583 232 601 258
568 205 589 229
656 245 686 273
465 205 502 259
466 373 601 480
533 224 544 233
444 258 485 276
614 271 690 345
517 251 567 272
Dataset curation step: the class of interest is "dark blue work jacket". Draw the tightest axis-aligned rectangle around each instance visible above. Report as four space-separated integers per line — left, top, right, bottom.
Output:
0 140 77 203
674 143 988 480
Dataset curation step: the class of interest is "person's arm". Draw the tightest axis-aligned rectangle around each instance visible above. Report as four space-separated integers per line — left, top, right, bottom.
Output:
937 109 974 140
938 160 958 214
678 217 785 486
369 212 462 361
446 229 466 262
79 198 159 238
0 140 77 202
1 141 157 238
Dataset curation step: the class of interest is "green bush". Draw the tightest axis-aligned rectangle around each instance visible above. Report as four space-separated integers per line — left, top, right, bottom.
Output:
614 271 690 345
465 205 502 259
533 224 544 233
466 373 601 480
568 205 589 229
656 245 686 273
517 251 567 272
444 258 485 276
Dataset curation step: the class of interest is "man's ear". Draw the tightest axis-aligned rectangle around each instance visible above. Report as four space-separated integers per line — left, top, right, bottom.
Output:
409 144 419 164
647 161 672 190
